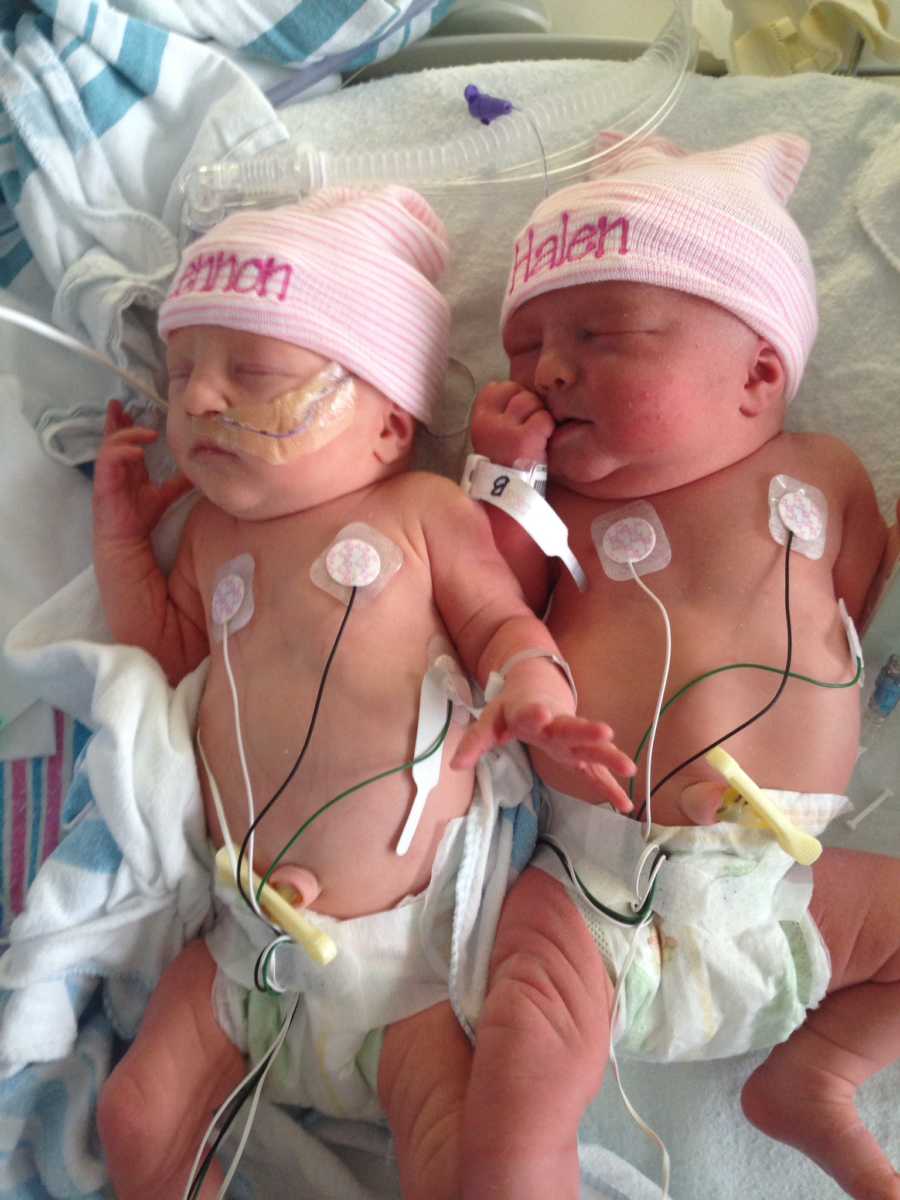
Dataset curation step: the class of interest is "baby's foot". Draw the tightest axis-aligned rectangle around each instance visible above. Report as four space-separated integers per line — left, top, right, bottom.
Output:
742 1045 900 1199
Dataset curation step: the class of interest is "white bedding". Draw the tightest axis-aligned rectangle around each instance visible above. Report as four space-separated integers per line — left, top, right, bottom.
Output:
1 53 899 1200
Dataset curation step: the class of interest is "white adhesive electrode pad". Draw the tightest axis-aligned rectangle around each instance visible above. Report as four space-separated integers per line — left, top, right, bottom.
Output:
211 553 255 641
425 635 474 726
310 523 403 605
768 475 827 560
591 501 672 581
191 362 354 465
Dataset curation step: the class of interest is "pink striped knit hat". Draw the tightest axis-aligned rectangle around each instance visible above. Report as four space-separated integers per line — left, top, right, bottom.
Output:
500 133 817 401
159 187 450 429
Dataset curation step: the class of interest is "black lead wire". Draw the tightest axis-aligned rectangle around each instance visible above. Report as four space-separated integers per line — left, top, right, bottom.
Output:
235 586 358 915
635 532 795 819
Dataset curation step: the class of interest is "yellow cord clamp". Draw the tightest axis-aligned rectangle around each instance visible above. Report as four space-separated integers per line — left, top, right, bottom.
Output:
705 746 822 866
215 846 338 965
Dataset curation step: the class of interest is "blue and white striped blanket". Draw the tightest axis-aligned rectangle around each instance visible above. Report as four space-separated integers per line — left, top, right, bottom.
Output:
0 0 450 462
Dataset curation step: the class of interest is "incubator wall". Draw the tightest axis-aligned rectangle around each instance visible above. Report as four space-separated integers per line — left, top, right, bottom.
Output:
179 0 696 236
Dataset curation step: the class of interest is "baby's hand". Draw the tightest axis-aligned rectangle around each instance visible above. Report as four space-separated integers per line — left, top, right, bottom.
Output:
451 689 636 813
93 401 192 545
471 380 555 467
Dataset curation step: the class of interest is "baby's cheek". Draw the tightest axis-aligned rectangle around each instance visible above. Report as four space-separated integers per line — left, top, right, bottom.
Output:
609 393 677 449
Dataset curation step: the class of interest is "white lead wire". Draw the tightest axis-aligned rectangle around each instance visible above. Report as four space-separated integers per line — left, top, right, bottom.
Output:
627 561 673 834
0 302 166 408
221 620 264 919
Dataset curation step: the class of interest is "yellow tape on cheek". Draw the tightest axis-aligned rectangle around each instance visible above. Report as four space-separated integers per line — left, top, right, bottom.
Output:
191 366 355 465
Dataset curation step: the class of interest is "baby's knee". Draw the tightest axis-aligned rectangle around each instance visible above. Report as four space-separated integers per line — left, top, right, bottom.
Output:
97 1058 141 1153
487 868 612 1085
97 1053 166 1189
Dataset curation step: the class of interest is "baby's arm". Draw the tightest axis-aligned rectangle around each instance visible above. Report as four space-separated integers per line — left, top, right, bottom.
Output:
423 478 634 810
93 401 207 684
829 443 888 623
470 380 557 613
859 497 899 633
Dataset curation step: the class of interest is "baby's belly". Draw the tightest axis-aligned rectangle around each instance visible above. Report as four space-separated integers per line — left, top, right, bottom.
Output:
542 606 860 824
196 638 474 918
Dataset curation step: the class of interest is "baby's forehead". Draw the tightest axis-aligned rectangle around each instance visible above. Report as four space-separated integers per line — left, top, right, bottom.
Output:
505 281 669 332
166 326 321 365
506 281 727 333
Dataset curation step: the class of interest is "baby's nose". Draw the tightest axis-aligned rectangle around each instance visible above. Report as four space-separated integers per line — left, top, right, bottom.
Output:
178 374 230 417
534 348 576 394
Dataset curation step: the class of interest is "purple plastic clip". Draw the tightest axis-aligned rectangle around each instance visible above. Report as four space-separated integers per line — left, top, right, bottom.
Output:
464 84 514 125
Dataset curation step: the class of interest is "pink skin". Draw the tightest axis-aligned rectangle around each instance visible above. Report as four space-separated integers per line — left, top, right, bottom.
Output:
491 279 786 501
165 327 411 522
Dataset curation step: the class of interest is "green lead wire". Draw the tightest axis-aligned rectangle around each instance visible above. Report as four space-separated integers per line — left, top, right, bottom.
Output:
627 657 863 805
257 701 454 903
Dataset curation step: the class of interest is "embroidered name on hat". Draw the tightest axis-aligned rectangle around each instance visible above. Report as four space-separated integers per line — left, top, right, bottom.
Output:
170 251 294 302
508 211 630 294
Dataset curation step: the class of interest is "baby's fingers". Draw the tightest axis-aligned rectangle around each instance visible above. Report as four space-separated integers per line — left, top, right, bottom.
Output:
105 423 158 448
574 763 634 813
103 399 137 435
474 380 522 415
450 705 512 770
535 715 636 776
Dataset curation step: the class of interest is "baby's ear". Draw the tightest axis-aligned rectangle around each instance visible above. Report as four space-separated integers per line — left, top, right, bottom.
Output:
376 403 416 464
740 340 785 418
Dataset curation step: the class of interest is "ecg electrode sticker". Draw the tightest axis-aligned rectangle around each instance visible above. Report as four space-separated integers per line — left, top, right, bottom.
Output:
768 475 827 560
191 362 355 465
591 500 672 581
310 523 403 605
211 553 255 641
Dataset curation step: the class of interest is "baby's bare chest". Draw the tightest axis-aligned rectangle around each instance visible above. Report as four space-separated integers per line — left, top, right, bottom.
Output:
194 507 447 764
563 451 842 627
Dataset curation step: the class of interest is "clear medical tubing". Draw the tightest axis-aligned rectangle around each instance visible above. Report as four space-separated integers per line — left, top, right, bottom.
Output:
182 0 696 233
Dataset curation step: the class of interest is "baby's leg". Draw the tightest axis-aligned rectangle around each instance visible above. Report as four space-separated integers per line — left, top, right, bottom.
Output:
742 848 900 1199
378 1001 472 1200
462 866 613 1200
97 938 247 1200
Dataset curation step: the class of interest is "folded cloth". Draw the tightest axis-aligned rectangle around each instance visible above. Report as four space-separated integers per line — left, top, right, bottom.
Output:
720 0 900 74
0 571 212 1079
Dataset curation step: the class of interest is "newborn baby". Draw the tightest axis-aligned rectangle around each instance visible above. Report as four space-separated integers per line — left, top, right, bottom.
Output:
464 133 900 1199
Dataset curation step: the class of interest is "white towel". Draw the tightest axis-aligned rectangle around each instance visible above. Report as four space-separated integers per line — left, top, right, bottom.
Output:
0 569 211 1074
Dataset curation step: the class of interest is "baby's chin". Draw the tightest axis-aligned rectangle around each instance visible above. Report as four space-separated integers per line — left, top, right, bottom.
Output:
547 435 621 489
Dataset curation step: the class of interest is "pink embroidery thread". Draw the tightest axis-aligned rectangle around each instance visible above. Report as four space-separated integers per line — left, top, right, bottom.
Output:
171 251 294 302
508 211 630 294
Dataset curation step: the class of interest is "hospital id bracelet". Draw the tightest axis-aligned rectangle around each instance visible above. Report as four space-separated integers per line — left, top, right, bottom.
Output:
461 453 587 591
484 648 579 710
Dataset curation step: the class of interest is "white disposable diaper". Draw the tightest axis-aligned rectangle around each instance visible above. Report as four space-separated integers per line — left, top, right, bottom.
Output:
534 785 848 1063
206 747 535 1120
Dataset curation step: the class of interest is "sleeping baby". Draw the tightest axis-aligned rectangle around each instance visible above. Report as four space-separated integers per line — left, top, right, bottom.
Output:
89 186 636 1198
461 133 900 1199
